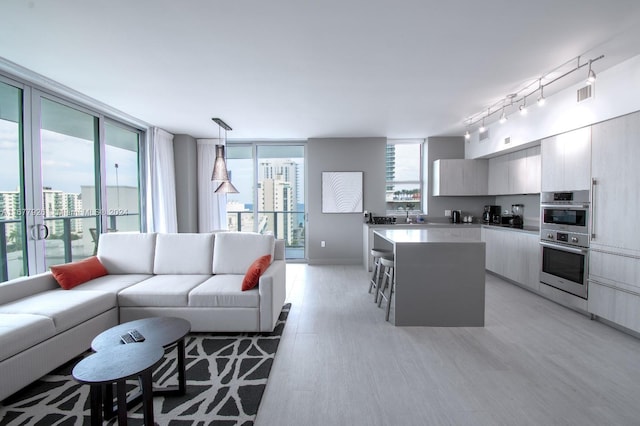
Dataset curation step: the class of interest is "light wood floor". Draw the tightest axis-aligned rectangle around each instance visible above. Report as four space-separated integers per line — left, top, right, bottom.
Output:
255 264 640 426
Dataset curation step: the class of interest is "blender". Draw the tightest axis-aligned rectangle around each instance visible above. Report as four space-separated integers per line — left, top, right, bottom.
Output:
510 204 524 228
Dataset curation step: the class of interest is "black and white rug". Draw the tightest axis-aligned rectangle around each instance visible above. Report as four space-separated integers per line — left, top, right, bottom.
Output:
0 303 290 426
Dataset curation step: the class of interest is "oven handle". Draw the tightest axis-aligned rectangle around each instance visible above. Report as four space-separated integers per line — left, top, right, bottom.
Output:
540 241 589 255
540 204 590 209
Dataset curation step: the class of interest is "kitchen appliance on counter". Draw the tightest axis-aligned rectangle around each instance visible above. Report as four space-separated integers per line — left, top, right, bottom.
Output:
372 216 396 225
539 190 590 299
510 204 524 228
483 205 501 223
451 210 462 224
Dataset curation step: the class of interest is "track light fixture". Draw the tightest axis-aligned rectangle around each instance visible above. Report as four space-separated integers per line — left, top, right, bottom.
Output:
463 54 604 137
586 59 597 85
519 96 528 116
537 79 546 106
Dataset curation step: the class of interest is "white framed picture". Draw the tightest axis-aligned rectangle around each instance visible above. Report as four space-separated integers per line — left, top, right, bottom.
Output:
321 171 363 213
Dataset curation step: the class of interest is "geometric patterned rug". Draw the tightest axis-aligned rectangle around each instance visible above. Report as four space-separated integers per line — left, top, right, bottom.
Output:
0 303 291 426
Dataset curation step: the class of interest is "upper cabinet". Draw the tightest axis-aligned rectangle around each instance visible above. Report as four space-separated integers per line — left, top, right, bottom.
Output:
541 127 591 192
487 146 540 195
432 159 488 196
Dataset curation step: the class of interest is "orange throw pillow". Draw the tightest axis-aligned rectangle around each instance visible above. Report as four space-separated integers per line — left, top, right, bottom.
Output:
242 254 272 291
50 256 109 290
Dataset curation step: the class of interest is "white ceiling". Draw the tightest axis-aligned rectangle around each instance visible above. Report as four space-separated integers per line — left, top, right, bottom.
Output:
1 0 640 140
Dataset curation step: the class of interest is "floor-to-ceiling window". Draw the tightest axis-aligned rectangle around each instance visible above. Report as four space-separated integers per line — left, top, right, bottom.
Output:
0 75 145 283
226 143 305 260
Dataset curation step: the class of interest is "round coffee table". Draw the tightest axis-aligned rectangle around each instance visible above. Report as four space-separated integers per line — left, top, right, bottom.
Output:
73 343 164 426
92 317 191 417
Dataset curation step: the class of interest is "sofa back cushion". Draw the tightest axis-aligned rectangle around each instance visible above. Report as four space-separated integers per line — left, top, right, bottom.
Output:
0 272 58 305
212 232 275 274
97 232 157 274
154 233 215 274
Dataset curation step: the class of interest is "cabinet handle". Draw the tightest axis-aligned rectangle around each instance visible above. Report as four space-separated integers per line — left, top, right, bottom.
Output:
591 178 597 240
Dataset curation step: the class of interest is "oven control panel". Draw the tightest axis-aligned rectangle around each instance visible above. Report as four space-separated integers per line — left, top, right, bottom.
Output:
541 230 589 248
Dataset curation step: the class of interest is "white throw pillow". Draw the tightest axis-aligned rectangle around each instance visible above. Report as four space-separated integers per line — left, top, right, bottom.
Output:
212 232 275 274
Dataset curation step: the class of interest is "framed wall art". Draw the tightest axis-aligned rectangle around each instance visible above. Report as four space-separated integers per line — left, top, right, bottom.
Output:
321 171 363 213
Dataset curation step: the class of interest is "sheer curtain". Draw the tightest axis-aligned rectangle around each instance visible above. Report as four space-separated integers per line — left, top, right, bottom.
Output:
146 127 178 233
197 139 227 232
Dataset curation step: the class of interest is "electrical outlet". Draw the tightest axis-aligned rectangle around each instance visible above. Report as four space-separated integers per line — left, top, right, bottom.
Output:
321 241 326 248
445 210 451 217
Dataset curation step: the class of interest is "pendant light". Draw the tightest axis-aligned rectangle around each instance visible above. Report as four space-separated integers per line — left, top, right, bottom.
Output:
211 118 239 194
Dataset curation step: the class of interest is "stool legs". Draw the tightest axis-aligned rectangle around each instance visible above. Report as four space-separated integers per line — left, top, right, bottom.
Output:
377 259 395 322
368 257 382 303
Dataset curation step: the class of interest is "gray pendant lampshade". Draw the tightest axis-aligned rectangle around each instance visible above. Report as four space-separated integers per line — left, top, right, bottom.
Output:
211 145 230 181
215 180 239 194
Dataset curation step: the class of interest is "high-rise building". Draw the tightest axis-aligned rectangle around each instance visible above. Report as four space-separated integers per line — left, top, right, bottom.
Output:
257 160 298 244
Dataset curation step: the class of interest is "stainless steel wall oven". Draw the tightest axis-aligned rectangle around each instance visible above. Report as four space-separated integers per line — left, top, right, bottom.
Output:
540 190 590 299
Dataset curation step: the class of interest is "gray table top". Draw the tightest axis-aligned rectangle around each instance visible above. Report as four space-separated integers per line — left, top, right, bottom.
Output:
72 343 164 385
91 317 191 351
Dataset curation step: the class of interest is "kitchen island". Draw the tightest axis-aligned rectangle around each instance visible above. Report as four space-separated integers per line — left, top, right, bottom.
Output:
373 228 485 327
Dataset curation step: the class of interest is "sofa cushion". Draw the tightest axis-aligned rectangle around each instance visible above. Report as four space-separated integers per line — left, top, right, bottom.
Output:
0 290 116 333
0 272 58 305
50 256 109 290
0 313 56 362
189 275 260 308
153 233 215 274
118 275 210 307
97 232 157 274
68 274 153 294
212 232 275 274
242 255 271 291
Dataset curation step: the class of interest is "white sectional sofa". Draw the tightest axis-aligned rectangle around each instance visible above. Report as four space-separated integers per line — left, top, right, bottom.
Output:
0 231 286 401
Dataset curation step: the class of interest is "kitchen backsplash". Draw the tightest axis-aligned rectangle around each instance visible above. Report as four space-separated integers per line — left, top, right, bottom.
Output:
495 194 541 227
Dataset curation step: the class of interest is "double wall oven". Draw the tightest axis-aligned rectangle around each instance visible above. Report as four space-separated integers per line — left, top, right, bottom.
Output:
540 190 590 299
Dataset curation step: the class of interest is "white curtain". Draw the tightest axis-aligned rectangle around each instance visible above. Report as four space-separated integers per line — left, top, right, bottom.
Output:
197 139 227 232
146 127 178 233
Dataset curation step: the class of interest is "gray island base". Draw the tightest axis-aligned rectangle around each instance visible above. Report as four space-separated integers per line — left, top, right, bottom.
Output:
373 229 486 327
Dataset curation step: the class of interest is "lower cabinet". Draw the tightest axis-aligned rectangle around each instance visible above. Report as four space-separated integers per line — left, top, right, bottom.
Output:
482 227 540 291
588 249 640 333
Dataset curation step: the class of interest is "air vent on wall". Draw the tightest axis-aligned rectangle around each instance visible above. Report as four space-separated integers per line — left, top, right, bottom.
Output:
479 129 490 141
577 85 592 102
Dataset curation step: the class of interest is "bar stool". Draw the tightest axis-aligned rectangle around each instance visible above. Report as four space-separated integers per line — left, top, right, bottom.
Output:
369 249 392 303
377 256 395 322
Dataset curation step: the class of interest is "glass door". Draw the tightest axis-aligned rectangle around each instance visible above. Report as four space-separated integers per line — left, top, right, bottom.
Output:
226 144 306 260
0 79 27 281
36 96 101 268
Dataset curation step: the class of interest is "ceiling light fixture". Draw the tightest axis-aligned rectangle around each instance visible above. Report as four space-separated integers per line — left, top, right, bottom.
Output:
519 96 528 115
499 106 508 124
211 118 239 194
537 79 546 107
464 54 604 135
586 59 597 85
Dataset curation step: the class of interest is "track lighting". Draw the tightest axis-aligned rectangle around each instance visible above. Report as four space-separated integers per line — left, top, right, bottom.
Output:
464 130 470 140
499 107 507 124
464 54 603 137
586 60 596 85
519 97 528 115
537 80 546 106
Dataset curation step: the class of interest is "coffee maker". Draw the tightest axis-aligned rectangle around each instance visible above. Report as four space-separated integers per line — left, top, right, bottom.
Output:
483 205 501 223
510 204 524 228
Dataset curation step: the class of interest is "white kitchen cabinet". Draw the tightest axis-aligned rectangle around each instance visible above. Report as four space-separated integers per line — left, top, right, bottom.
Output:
487 146 540 195
482 227 540 292
540 127 591 192
432 159 488 196
588 111 640 333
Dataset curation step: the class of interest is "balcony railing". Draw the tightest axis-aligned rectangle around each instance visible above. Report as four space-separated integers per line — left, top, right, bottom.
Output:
0 213 139 283
227 210 305 259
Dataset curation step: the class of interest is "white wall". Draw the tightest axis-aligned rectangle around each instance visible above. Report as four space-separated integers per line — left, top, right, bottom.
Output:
466 54 640 159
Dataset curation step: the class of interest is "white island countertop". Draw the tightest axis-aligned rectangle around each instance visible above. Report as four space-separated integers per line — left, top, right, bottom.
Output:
375 228 484 244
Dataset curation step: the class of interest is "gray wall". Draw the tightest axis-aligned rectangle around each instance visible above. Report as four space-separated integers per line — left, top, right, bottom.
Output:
426 136 496 221
307 137 387 264
173 134 198 232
